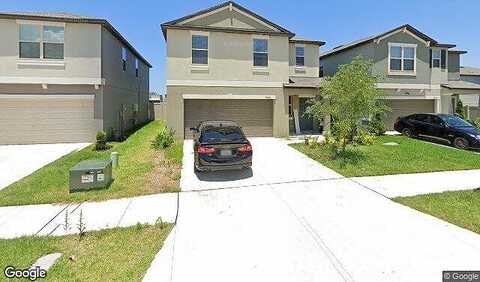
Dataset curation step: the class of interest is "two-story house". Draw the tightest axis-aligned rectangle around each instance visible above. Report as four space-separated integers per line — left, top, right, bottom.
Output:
162 1 324 139
320 24 480 129
459 66 480 107
0 12 151 145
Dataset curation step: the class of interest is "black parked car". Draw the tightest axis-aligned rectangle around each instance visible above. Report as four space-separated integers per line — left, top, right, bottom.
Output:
190 121 253 172
394 113 480 150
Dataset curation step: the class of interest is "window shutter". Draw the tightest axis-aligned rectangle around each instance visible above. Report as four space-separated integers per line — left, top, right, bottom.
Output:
441 50 446 69
429 49 432 68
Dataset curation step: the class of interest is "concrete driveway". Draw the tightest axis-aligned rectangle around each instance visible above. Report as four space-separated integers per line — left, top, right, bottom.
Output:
0 143 89 190
144 138 480 282
180 138 340 191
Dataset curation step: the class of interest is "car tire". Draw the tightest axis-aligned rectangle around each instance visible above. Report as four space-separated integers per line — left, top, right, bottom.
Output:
453 137 469 150
402 128 414 137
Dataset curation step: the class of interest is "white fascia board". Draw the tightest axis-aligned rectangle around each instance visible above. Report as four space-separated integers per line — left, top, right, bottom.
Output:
376 83 441 90
0 76 104 85
182 94 276 100
167 80 283 88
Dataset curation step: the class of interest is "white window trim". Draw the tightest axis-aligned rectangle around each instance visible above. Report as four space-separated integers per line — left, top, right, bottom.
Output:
18 24 65 61
388 42 417 76
191 31 209 66
295 44 305 68
252 37 269 69
431 49 441 68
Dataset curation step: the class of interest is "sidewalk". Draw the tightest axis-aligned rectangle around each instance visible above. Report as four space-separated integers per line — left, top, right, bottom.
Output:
352 169 480 198
0 193 177 239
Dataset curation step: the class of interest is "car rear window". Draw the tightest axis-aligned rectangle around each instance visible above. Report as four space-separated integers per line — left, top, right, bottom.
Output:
200 126 245 143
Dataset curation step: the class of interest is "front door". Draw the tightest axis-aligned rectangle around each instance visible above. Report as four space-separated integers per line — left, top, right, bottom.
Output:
299 98 313 132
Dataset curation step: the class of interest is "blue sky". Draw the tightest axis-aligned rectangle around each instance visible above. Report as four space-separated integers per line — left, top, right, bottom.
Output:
2 0 479 94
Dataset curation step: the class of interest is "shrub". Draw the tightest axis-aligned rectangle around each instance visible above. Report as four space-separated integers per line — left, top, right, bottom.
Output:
352 129 376 146
475 117 480 128
366 114 387 136
152 127 175 149
94 131 111 151
455 99 465 118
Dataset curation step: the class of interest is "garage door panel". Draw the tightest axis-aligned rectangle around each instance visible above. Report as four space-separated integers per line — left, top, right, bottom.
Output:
184 99 273 138
384 100 435 130
0 95 97 145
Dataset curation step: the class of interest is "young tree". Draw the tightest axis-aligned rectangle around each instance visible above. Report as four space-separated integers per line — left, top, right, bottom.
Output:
305 56 389 154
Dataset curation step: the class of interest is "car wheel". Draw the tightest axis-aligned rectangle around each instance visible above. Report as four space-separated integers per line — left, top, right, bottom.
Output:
402 128 414 137
453 137 469 150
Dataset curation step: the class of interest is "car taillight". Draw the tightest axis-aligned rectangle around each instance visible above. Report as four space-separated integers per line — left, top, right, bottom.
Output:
198 146 216 154
237 144 252 153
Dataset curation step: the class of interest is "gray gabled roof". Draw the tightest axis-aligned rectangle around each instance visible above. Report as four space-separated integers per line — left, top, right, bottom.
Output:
460 66 480 76
320 24 456 59
290 36 325 46
0 12 152 67
161 1 295 39
442 80 480 90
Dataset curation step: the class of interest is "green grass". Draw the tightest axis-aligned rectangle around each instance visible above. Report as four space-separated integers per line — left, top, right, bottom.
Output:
395 189 480 234
290 135 480 177
0 223 173 281
0 121 183 207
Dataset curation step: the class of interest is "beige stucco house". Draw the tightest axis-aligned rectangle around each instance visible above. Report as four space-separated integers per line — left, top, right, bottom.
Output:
0 12 151 145
162 1 325 139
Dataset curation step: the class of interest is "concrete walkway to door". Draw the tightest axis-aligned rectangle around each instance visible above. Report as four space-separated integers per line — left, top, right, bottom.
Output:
143 137 480 282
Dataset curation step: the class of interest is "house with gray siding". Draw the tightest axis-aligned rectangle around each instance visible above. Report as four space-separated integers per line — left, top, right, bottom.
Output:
320 24 480 129
0 12 151 145
162 1 325 139
459 66 480 107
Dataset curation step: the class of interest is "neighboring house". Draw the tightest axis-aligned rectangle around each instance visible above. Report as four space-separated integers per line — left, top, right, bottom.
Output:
161 1 324 138
320 24 480 129
0 12 151 145
459 66 480 107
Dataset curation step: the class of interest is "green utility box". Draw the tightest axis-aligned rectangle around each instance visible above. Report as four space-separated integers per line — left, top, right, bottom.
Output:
69 160 112 192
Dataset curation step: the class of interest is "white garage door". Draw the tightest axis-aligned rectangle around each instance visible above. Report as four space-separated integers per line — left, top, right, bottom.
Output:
0 95 98 145
184 99 273 138
384 99 435 130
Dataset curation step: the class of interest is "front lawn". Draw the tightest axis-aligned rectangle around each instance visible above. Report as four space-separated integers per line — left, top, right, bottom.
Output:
395 189 480 234
290 135 480 177
0 121 182 206
0 223 172 281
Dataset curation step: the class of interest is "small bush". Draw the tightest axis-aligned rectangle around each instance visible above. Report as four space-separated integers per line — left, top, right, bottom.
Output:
353 130 376 146
152 127 175 149
475 117 480 128
95 131 111 151
366 115 386 136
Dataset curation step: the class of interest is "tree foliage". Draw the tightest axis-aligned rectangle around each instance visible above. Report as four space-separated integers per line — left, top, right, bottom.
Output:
305 56 389 154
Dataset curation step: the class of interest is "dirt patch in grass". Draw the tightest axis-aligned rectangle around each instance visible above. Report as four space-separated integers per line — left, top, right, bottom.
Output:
146 150 181 193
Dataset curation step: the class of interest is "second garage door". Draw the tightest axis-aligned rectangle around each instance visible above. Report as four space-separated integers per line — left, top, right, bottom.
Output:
384 99 435 130
0 95 98 145
184 99 273 138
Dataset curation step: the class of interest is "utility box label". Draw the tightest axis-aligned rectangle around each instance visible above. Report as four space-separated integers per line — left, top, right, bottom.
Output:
97 173 105 182
81 174 94 183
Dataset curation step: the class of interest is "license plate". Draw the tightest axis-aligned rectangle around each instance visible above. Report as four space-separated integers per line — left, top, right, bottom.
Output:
220 149 232 156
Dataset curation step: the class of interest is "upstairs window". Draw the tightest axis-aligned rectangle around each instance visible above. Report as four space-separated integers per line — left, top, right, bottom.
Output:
19 25 41 58
430 49 446 69
253 39 268 67
135 58 139 77
192 35 208 65
295 46 305 67
19 24 64 59
389 43 416 73
122 47 127 71
432 50 441 68
43 26 64 59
